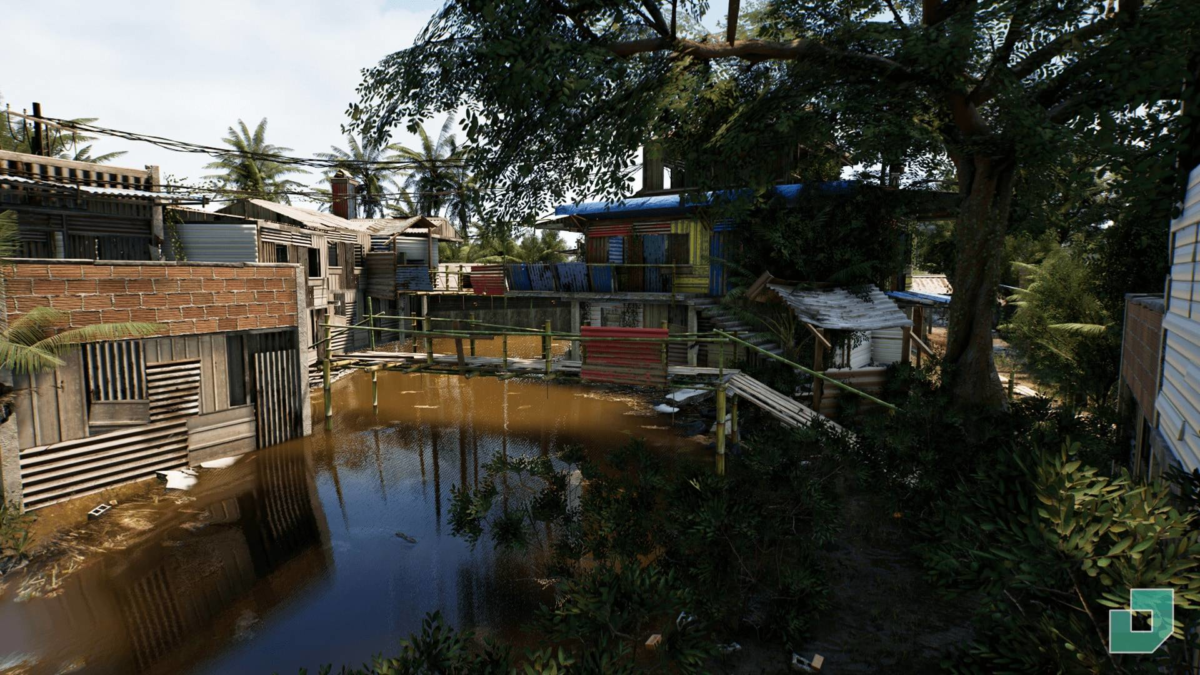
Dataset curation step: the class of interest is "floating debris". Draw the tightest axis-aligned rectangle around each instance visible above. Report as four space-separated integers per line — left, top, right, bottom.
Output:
666 388 707 404
518 405 533 410
157 469 198 491
397 390 421 394
87 503 112 520
199 456 240 469
790 653 825 672
412 405 439 410
653 404 680 414
639 425 669 430
394 532 418 544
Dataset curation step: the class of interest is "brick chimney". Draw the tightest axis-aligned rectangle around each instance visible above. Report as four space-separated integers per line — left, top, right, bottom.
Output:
330 170 359 219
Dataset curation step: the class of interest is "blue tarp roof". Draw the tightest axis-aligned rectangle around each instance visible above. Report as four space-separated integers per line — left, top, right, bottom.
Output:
887 290 952 305
553 181 858 220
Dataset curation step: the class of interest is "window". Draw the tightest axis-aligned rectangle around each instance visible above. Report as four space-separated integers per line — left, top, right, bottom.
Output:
226 333 247 407
307 247 321 278
275 244 289 262
327 243 340 268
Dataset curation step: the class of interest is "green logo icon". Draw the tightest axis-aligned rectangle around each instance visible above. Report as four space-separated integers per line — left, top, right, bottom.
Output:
1109 588 1174 654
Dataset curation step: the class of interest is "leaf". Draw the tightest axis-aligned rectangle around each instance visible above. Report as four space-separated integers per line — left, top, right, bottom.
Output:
1107 537 1133 556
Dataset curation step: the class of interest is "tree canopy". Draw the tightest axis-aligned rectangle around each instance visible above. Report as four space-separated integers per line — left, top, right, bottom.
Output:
349 0 1198 408
203 118 307 203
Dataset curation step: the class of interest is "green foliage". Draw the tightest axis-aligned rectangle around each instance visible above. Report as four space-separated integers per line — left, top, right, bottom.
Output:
203 118 307 203
440 231 568 264
0 500 32 571
0 103 126 163
1001 244 1121 408
729 187 909 287
316 136 402 219
0 306 159 375
389 115 477 233
308 611 515 674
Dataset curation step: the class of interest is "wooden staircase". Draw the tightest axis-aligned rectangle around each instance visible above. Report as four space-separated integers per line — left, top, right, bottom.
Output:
689 299 785 358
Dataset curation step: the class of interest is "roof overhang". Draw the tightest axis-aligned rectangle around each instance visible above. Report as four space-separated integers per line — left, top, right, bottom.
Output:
769 284 912 332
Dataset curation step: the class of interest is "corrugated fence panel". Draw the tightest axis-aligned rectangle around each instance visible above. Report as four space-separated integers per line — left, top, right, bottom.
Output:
396 265 434 291
176 222 259 263
581 326 668 386
507 264 533 291
671 219 709 294
528 264 556 291
254 349 301 447
468 265 507 295
146 360 202 422
871 327 904 365
590 265 616 292
19 420 188 510
642 235 668 292
555 263 590 292
85 340 147 401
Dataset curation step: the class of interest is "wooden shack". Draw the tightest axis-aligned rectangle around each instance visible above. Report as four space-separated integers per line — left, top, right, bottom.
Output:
0 149 196 260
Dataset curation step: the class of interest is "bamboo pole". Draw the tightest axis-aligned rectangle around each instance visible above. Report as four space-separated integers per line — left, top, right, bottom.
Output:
469 312 476 356
715 383 726 476
661 320 668 370
502 334 509 371
425 316 433 365
731 395 739 445
368 297 378 410
544 319 552 376
323 323 333 430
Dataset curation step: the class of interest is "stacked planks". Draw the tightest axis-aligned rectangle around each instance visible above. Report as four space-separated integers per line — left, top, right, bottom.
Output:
726 372 848 435
816 367 888 418
580 326 668 386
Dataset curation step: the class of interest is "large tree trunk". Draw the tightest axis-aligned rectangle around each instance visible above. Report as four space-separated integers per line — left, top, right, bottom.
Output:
943 153 1015 409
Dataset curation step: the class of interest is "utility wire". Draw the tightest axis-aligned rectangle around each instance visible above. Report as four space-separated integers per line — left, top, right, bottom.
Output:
4 110 468 171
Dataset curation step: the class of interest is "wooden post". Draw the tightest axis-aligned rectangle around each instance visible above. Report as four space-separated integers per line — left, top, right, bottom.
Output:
424 316 433 365
718 339 725 378
502 334 509 371
715 383 726 476
469 312 476 356
368 297 378 410
900 307 912 365
544 319 552 376
912 306 925 368
323 323 333 430
454 320 466 373
686 305 698 366
812 328 825 413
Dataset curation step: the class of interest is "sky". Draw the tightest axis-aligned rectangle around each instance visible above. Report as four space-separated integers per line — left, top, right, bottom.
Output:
1 0 448 206
2 1 733 215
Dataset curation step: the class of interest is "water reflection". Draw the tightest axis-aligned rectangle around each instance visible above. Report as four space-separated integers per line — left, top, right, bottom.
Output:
0 363 700 674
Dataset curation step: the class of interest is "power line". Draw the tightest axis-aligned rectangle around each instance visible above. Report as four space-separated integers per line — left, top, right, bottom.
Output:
3 110 469 171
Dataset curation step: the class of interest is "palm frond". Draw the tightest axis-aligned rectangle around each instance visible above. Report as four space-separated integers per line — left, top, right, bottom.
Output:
1 306 64 346
0 340 65 375
35 321 161 356
0 210 20 259
1048 322 1111 337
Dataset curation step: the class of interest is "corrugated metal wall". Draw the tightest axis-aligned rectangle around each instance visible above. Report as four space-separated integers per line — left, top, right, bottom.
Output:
176 222 259 263
871 327 904 365
671 220 710 293
1158 163 1200 471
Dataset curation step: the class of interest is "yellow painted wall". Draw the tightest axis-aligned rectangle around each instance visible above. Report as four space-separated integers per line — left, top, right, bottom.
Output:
671 219 710 294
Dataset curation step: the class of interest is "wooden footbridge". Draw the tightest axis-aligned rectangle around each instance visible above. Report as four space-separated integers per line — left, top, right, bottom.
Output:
319 307 891 473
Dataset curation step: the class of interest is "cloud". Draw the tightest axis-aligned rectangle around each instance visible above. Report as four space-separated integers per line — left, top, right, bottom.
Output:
1 0 443 205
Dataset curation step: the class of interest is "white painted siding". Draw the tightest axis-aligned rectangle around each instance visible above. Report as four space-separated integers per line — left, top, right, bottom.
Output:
1158 163 1200 470
871 327 904 365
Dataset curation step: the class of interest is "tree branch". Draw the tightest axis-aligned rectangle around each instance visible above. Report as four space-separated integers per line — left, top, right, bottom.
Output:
1009 15 1116 81
640 0 672 37
884 0 908 31
607 37 917 83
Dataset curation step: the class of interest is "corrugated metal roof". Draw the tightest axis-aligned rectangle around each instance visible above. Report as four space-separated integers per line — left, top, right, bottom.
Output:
225 199 373 233
352 216 461 241
887 290 951 305
910 274 953 296
552 181 857 220
0 174 191 201
769 284 912 331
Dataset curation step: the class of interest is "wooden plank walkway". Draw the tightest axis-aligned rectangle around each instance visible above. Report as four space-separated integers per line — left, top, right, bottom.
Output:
329 351 735 381
725 372 848 435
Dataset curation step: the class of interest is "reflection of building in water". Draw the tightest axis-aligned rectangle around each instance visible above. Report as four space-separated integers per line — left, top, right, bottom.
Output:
13 444 331 675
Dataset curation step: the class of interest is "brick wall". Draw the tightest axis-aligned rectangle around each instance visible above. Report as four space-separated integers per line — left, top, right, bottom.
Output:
3 260 301 336
1122 295 1164 426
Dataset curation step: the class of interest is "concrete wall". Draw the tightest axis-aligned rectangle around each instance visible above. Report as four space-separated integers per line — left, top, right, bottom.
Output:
425 295 571 331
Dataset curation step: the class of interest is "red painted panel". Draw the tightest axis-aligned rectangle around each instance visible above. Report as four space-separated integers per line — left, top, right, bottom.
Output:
586 223 634 238
580 327 668 385
468 265 506 296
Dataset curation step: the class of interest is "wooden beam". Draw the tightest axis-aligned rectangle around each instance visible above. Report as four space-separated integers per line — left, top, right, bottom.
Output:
909 328 934 357
803 322 832 350
727 0 740 44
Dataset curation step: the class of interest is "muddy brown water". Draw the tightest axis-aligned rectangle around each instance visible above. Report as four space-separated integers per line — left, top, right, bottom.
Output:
0 338 705 674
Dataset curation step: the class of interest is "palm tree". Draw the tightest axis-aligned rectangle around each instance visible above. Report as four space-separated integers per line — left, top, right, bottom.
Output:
0 100 126 163
391 115 476 233
316 135 399 218
0 211 159 381
203 118 307 203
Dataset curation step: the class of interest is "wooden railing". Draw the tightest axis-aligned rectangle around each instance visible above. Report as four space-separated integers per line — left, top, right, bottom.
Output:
0 149 156 190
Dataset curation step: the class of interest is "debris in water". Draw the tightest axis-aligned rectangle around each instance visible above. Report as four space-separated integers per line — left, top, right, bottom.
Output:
199 456 240 469
666 388 707 404
639 425 669 430
398 390 421 394
87 503 112 520
518 405 533 409
412 405 439 409
653 404 680 414
394 532 417 544
157 469 198 491
790 653 825 672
